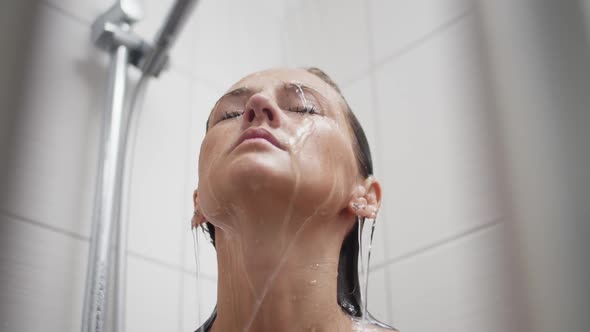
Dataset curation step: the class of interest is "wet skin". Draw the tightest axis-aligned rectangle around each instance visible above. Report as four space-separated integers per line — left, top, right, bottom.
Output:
192 68 386 332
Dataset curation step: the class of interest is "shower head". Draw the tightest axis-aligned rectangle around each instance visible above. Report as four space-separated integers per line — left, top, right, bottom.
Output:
140 0 199 77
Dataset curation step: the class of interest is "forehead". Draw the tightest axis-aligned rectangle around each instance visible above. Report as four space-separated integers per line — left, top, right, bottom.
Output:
227 68 342 101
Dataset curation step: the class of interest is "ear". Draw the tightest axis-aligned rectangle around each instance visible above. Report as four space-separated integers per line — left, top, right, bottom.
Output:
347 176 382 219
192 189 206 229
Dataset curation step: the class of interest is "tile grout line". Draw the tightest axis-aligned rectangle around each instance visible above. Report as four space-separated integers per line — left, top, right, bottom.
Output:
0 209 216 278
41 0 91 26
40 2 470 109
127 249 216 280
370 215 504 272
41 0 226 91
177 73 198 332
361 0 393 324
371 7 473 73
177 265 185 332
340 7 473 91
0 209 90 241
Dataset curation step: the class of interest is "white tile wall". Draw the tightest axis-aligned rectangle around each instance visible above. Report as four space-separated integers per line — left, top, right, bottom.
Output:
282 0 371 85
181 273 218 331
126 70 191 267
387 224 511 332
366 266 391 324
0 214 88 332
369 0 471 64
191 0 284 88
125 256 181 331
0 1 39 174
0 3 105 238
183 227 218 277
374 14 500 260
44 0 111 23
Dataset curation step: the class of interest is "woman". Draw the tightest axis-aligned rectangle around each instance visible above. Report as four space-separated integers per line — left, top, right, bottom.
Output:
192 67 396 331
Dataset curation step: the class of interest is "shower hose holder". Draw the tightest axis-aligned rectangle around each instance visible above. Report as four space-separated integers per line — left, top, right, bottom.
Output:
91 0 170 76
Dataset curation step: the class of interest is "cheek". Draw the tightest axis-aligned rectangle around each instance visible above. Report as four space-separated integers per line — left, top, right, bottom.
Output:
295 121 358 198
197 135 217 179
197 131 233 210
198 127 236 176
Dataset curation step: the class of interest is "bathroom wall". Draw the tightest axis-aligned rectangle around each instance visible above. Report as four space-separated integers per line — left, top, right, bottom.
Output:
0 0 513 331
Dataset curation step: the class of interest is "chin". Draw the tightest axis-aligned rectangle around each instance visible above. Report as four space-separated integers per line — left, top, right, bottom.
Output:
226 152 297 197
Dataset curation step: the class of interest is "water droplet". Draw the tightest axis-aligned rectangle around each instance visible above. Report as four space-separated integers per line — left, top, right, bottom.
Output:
309 263 320 270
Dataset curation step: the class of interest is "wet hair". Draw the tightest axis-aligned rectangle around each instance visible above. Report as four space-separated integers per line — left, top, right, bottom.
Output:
201 67 373 322
304 67 373 317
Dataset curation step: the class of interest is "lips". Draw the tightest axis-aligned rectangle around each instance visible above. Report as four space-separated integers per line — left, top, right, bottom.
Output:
233 127 284 151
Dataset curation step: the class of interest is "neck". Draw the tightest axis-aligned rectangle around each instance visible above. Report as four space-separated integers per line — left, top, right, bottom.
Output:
209 213 353 332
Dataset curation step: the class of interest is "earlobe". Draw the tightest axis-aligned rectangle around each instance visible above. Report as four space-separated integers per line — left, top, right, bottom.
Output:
347 176 382 219
349 196 368 214
192 189 206 229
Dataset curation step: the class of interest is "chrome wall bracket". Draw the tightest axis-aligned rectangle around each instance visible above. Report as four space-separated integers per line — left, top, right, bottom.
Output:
91 0 170 76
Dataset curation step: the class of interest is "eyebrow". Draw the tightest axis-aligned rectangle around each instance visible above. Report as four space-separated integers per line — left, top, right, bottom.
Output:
206 87 254 130
282 82 324 98
222 86 252 98
212 86 255 113
217 82 322 107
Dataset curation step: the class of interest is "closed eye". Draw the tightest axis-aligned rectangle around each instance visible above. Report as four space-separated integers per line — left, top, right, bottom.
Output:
222 111 243 120
288 105 319 115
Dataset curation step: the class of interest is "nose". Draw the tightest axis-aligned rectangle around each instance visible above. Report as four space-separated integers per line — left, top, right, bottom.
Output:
241 93 281 129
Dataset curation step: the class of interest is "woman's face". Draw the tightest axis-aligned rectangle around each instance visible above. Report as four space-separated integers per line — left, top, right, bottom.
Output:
197 68 361 231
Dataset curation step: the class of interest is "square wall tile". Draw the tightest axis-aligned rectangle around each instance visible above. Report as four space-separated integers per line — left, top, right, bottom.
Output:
125 256 181 332
374 15 500 259
127 71 191 266
182 273 218 331
369 0 470 64
191 0 284 88
282 0 371 85
1 4 106 237
0 215 88 332
366 266 391 325
387 224 513 332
